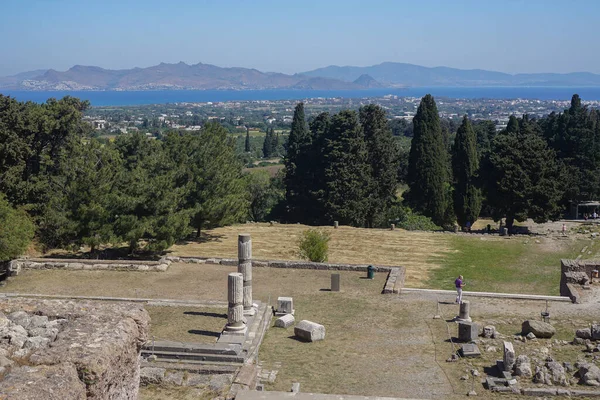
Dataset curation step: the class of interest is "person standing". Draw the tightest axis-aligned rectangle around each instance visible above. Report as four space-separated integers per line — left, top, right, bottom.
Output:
455 275 465 304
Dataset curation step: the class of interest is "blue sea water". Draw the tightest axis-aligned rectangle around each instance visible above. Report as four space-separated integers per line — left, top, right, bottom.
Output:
2 87 600 106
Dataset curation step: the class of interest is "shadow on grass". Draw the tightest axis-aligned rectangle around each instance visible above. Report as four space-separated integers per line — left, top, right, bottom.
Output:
175 232 226 245
183 311 227 319
319 288 331 292
41 246 161 261
188 329 221 338
286 335 309 343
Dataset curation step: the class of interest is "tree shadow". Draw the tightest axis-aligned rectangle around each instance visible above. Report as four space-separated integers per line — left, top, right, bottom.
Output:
41 246 161 261
175 232 226 245
183 311 227 319
188 329 220 338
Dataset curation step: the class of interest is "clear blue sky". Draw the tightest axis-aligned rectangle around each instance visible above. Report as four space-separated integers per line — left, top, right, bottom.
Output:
1 0 599 76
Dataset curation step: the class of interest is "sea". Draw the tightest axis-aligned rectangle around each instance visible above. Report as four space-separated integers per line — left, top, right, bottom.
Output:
3 87 600 106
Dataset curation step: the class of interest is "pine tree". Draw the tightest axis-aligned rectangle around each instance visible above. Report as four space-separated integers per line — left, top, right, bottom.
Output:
244 126 251 153
485 115 562 232
452 115 482 228
322 110 370 226
405 94 451 226
284 103 312 222
359 104 399 227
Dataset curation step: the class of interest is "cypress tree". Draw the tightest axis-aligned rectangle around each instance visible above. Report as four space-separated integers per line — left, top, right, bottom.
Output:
262 127 273 158
284 103 311 222
359 104 399 227
452 115 482 228
244 126 251 152
322 110 370 226
405 94 451 226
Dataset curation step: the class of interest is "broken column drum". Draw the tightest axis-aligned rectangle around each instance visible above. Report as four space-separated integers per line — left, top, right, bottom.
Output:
225 272 245 332
458 300 471 322
238 233 253 313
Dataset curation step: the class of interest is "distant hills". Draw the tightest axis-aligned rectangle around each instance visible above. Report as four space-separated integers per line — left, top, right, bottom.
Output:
2 61 600 91
0 62 368 91
301 62 600 87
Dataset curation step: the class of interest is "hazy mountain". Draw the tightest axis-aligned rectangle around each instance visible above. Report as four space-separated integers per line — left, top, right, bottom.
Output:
0 69 48 87
352 74 383 88
0 62 368 91
301 62 600 87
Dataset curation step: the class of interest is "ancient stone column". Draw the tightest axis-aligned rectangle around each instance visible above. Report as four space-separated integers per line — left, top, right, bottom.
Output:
457 300 472 322
225 272 245 332
238 233 253 314
334 221 339 229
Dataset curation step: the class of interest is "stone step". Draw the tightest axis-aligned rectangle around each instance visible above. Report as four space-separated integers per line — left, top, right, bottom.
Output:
141 349 245 364
143 340 242 355
141 360 239 374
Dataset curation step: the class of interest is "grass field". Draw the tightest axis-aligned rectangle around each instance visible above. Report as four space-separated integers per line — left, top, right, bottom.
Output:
171 222 590 295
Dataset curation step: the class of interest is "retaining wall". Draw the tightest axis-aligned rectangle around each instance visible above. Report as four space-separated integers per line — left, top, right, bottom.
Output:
9 258 171 276
165 256 405 294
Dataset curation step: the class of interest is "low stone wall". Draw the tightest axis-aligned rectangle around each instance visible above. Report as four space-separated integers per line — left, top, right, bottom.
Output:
0 297 150 399
9 257 171 276
165 256 405 294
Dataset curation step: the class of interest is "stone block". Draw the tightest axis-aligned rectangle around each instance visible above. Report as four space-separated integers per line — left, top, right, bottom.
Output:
592 324 600 340
483 325 496 338
276 297 294 315
274 314 295 328
458 321 479 342
577 328 592 339
503 341 516 372
331 273 340 292
460 343 481 358
294 320 325 342
522 320 556 338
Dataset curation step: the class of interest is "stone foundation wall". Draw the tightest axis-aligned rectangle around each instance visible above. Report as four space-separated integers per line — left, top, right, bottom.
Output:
9 258 171 276
560 259 600 302
0 298 150 399
165 256 405 294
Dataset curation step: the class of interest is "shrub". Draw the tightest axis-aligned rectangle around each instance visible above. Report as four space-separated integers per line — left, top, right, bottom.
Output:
0 195 35 261
379 203 440 231
298 229 330 262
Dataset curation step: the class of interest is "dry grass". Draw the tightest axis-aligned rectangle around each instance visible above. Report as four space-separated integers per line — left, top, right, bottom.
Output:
171 223 453 287
146 306 226 343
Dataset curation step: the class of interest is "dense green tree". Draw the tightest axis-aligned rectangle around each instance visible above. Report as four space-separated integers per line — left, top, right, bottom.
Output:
322 110 371 226
452 116 482 228
182 122 249 237
0 194 35 261
0 95 91 219
360 104 399 227
39 139 122 252
284 103 312 222
472 120 497 156
245 170 284 221
484 115 562 232
405 94 451 226
112 133 191 252
262 127 273 158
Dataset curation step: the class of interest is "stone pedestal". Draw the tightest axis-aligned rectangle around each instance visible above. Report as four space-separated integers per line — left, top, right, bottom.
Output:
458 321 479 342
334 221 339 229
331 273 340 292
390 224 395 230
224 272 247 335
275 297 294 316
457 300 471 322
238 234 254 316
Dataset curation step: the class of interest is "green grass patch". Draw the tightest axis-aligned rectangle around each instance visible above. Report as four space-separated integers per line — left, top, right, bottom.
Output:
428 236 585 295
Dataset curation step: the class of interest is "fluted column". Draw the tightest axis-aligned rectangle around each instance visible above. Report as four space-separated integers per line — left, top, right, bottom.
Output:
225 272 245 331
238 233 253 313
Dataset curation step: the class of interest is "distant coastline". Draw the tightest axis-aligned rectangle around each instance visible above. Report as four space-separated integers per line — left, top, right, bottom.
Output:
3 87 600 106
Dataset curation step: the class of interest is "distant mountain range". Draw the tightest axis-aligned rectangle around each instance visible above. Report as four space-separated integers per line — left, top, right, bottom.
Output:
2 61 600 91
0 62 368 91
301 62 600 87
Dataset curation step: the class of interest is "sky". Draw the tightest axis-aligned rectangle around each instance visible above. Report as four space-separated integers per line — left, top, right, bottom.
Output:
1 0 599 77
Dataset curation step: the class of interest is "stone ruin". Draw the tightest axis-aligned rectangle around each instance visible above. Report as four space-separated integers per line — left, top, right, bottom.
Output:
560 258 600 302
0 297 149 399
